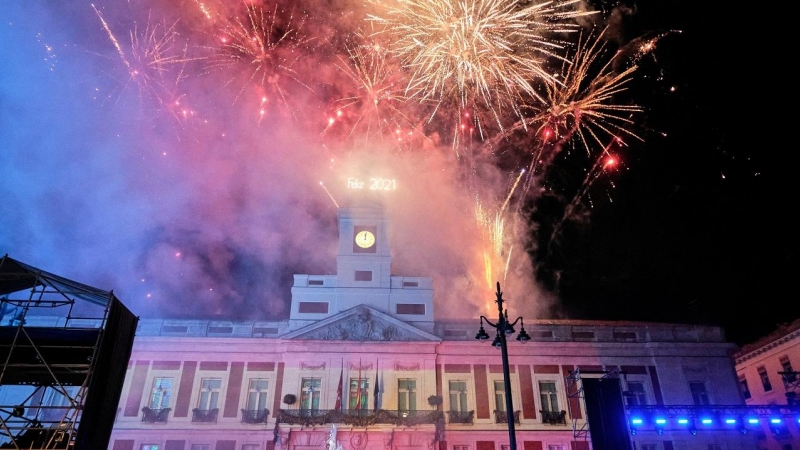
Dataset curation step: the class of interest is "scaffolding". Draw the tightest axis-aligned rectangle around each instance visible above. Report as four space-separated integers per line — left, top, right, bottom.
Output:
565 368 624 441
780 370 800 405
0 255 137 449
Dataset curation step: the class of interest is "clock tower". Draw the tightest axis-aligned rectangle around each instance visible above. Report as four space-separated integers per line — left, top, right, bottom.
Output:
336 206 391 288
288 205 434 332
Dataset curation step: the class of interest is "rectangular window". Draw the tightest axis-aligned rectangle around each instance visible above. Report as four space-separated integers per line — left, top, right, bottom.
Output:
625 381 647 406
739 376 751 399
780 356 797 383
149 378 173 409
41 386 78 422
241 446 260 450
396 304 425 315
453 446 469 450
547 446 564 450
300 378 322 410
494 380 506 412
349 378 369 410
207 326 233 334
449 381 468 412
141 446 159 450
298 302 328 313
689 381 710 405
571 331 595 340
354 270 373 281
758 366 772 392
640 445 658 450
198 378 222 410
44 386 78 407
398 379 417 412
247 379 269 411
539 381 560 412
191 445 210 450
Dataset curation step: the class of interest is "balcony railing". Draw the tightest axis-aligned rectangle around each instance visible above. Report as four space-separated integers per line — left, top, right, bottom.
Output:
540 410 567 425
446 410 474 424
277 409 444 427
141 407 170 423
192 408 219 423
241 408 269 424
494 410 521 424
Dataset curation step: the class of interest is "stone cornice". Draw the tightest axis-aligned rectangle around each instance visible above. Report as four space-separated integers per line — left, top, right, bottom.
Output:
735 329 800 364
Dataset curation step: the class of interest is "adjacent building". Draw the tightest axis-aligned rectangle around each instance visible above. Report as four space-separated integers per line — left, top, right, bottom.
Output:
735 318 800 449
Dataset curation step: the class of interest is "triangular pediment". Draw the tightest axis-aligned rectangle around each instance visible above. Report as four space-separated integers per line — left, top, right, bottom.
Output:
281 305 440 341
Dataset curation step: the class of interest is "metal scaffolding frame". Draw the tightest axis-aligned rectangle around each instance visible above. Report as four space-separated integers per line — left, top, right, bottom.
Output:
0 255 137 450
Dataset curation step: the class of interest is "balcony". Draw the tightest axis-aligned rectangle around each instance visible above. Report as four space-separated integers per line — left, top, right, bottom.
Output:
241 408 269 424
446 410 474 424
540 410 567 425
494 410 521 424
277 409 444 427
192 408 219 423
141 407 170 423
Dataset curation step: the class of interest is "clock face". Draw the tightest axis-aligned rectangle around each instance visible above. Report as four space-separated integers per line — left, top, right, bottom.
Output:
355 230 376 249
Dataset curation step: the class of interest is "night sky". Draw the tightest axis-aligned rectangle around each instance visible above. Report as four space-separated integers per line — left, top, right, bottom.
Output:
539 0 796 346
1 0 792 347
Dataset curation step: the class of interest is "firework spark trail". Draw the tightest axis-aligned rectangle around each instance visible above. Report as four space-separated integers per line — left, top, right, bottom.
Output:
475 169 524 289
366 0 598 135
320 182 340 208
205 3 315 113
547 141 621 247
93 4 132 72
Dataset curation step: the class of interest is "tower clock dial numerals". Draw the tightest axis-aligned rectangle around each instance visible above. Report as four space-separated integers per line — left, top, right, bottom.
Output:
355 230 376 249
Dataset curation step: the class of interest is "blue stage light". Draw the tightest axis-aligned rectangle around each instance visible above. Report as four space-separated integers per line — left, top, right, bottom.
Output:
700 418 713 425
724 418 737 425
677 418 689 425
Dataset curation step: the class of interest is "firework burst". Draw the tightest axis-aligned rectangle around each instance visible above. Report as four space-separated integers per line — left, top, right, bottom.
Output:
321 38 424 152
476 27 644 209
93 5 198 115
366 0 597 135
205 3 314 116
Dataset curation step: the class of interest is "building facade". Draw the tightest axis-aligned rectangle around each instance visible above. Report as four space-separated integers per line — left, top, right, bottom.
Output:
108 206 760 450
735 319 800 449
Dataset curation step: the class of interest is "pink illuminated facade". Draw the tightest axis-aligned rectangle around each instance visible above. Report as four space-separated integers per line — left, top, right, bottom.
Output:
108 207 759 450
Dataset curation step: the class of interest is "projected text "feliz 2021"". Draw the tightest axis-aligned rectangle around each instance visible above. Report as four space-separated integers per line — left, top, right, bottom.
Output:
347 177 397 191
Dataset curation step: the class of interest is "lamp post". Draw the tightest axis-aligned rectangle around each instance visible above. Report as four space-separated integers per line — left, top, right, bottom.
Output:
475 282 530 450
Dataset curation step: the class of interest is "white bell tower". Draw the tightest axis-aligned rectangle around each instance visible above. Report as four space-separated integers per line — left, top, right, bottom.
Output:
288 206 434 332
335 206 391 288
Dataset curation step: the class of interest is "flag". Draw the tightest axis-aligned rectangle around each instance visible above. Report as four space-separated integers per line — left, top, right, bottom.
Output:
355 360 362 410
334 367 343 410
373 370 380 410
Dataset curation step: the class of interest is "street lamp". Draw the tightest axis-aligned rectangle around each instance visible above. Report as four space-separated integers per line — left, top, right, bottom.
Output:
475 282 530 450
